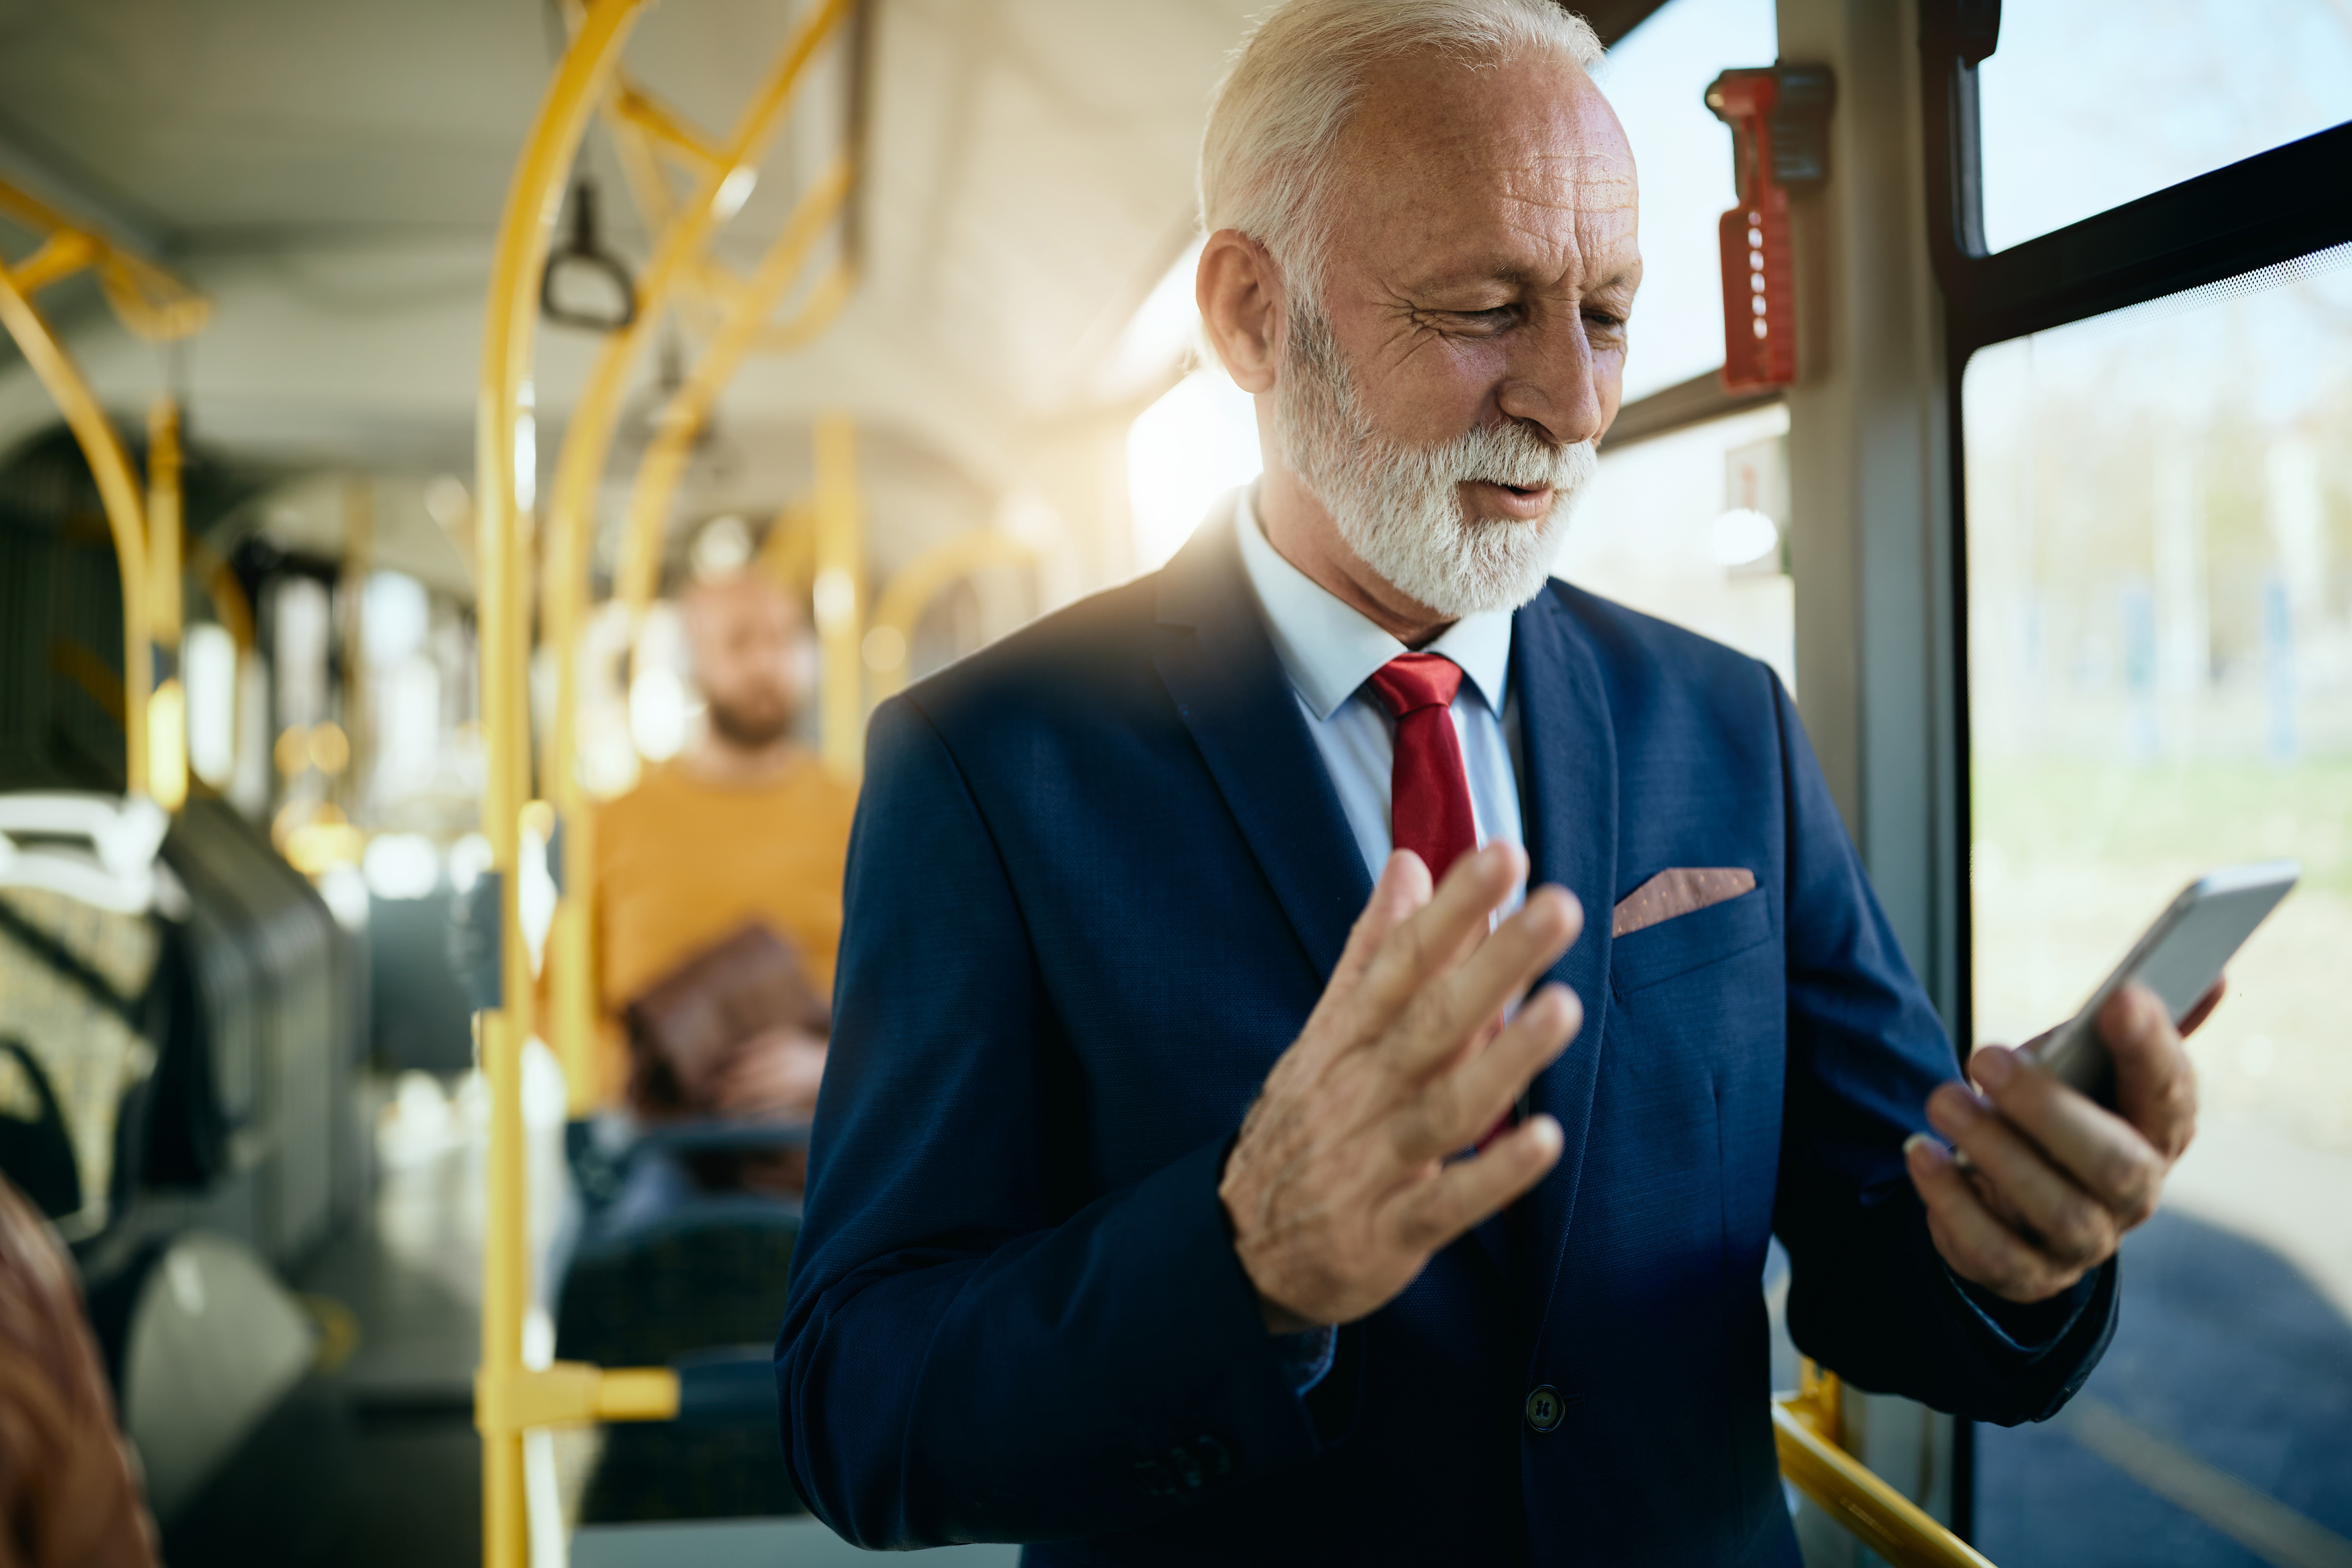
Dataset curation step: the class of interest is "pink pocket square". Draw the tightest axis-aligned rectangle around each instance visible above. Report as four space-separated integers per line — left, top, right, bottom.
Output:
1611 867 1758 937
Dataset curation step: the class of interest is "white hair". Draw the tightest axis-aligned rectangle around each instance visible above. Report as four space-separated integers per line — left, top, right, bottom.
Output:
1198 0 1605 301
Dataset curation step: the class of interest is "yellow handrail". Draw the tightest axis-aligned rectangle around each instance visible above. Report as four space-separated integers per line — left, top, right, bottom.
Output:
0 177 206 807
539 0 862 1114
609 156 855 620
864 527 1042 705
0 181 209 342
474 2 863 1560
144 401 187 812
811 413 864 779
1775 1361 1996 1568
472 5 655 1564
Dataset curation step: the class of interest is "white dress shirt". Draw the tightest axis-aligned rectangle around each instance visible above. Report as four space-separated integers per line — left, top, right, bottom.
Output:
1232 487 1527 910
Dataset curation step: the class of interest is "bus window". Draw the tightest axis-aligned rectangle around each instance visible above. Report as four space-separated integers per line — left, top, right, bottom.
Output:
1557 0 1790 691
1964 247 2352 1561
1978 1 2352 254
1591 0 1776 401
1570 404 1794 692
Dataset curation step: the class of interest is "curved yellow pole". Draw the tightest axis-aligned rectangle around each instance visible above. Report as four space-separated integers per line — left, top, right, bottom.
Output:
865 528 1041 704
146 401 187 812
540 0 860 1115
0 266 150 796
1774 1362 1996 1568
188 537 255 655
757 499 817 591
542 0 858 623
539 0 858 602
812 413 864 778
0 178 206 807
756 257 857 354
611 155 854 619
472 3 649 1562
0 181 209 342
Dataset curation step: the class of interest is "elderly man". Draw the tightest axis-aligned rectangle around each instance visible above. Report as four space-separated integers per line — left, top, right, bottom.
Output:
777 3 2201 1562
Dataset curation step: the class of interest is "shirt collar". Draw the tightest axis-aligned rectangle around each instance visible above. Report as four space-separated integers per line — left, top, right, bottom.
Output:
1233 484 1514 721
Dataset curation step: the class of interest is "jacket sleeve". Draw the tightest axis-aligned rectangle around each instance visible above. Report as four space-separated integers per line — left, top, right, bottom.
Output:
1766 674 2116 1426
773 696 1345 1548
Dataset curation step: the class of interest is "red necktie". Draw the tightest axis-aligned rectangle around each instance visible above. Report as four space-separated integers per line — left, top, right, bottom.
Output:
1366 653 1478 882
1370 653 1515 1149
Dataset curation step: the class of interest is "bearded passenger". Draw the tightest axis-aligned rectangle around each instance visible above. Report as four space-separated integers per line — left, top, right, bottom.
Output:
591 563 854 1148
775 2 2201 1562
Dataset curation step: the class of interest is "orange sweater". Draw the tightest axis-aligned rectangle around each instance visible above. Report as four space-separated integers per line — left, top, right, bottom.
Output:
592 754 858 1100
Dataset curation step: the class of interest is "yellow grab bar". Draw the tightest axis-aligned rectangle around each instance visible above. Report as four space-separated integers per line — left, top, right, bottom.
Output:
0 177 207 806
1775 1362 1994 1568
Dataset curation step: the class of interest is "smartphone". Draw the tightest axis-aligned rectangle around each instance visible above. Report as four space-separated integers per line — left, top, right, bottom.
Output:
2027 861 2300 1104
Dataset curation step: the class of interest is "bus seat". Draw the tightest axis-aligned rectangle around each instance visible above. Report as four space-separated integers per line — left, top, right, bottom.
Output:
84 1228 314 1528
158 799 365 1264
0 790 395 1550
0 1038 86 1221
0 875 163 1240
672 1343 781 1426
364 883 476 1076
554 1117 810 1524
0 791 363 1264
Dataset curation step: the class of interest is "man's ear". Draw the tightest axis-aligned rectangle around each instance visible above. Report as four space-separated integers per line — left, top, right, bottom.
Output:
1197 228 1281 395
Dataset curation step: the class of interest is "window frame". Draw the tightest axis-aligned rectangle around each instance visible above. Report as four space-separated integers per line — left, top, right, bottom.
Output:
1919 0 2352 1540
1922 0 2352 1051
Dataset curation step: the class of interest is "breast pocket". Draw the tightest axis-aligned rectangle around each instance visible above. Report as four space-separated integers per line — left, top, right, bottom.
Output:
1608 886 1773 1001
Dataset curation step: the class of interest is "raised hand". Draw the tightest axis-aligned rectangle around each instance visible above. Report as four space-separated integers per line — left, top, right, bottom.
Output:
1218 842 1584 1331
1906 980 2209 1303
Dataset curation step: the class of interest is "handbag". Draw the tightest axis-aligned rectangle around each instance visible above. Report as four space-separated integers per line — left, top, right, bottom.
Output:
622 922 827 1117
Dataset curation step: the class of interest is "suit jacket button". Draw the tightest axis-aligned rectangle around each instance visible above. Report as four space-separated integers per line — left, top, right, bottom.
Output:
1524 1384 1566 1433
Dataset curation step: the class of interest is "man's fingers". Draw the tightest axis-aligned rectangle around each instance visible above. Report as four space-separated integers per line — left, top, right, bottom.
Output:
1349 843 1528 1026
1388 884 1582 1079
1400 983 1583 1158
1924 1082 2116 1268
1386 1114 1564 1253
1328 851 1434 999
2099 983 2200 1163
1905 1133 2082 1303
1283 853 1436 1079
2176 977 2226 1039
1970 1041 2169 1228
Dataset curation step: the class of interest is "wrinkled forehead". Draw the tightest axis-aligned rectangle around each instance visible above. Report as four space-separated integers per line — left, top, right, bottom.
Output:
1324 49 1638 285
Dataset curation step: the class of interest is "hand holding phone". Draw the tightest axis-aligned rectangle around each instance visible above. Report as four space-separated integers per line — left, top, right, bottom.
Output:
1905 861 2295 1303
2028 861 2298 1106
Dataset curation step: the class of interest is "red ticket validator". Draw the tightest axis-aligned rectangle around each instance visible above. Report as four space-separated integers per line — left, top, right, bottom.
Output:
1705 66 1835 393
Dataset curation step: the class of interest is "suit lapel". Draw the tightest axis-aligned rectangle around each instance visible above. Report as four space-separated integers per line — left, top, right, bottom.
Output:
1510 586 1618 1348
1151 509 1372 983
1152 522 1607 1307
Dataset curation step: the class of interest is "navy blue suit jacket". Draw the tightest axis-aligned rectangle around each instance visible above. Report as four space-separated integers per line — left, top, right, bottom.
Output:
776 515 2115 1565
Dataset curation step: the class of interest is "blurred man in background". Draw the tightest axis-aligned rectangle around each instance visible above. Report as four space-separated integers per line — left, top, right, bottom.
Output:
593 561 856 1145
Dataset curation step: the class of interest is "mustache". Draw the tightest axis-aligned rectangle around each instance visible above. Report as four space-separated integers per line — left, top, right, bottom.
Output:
1421 420 1596 496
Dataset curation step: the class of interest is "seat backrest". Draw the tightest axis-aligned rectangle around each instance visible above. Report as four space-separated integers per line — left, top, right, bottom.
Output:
0 1038 82 1219
0 887 160 1238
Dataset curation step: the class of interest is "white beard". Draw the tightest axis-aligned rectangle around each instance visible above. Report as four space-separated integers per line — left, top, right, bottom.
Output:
1272 298 1597 619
